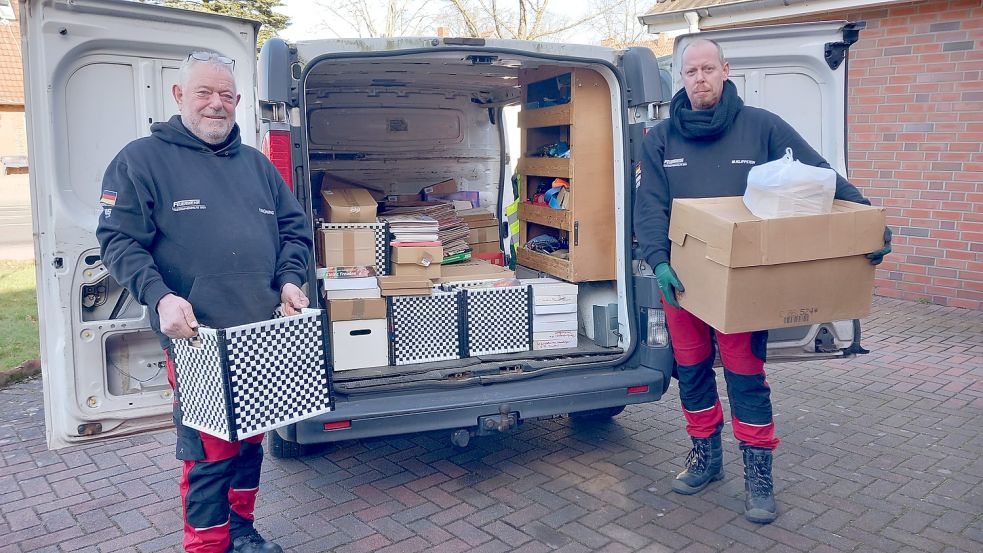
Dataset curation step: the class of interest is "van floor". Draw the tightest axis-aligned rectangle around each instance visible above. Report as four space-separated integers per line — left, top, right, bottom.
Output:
332 335 624 385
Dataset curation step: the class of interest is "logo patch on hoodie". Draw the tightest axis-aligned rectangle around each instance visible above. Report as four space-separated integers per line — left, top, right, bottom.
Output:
663 158 687 168
259 208 275 215
100 190 117 218
173 199 206 212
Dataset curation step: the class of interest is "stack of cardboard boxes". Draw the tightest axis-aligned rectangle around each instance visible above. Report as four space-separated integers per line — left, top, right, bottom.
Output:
459 208 503 265
318 185 387 370
523 278 579 350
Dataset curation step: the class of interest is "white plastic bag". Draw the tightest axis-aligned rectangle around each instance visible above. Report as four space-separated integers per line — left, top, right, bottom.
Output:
743 148 836 219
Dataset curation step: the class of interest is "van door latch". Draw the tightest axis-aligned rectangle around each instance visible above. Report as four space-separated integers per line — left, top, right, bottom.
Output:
260 101 287 123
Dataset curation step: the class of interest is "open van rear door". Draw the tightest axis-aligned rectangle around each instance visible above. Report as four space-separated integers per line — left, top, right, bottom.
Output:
21 0 258 449
676 21 866 359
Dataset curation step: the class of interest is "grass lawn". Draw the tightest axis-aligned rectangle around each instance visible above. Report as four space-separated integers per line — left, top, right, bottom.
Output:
0 260 40 371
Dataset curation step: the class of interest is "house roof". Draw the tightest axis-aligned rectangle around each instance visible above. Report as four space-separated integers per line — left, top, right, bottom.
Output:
0 3 23 106
639 0 908 32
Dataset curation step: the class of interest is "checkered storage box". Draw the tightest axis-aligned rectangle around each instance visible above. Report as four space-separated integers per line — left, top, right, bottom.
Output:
171 308 333 442
389 291 462 365
319 221 389 275
443 281 532 356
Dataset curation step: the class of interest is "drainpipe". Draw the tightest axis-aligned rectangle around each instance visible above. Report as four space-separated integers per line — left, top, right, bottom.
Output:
683 11 701 33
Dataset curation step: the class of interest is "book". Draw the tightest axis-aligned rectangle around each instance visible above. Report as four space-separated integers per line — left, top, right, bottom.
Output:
322 276 379 291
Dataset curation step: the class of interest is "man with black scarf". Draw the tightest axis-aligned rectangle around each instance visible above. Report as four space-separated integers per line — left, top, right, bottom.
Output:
633 39 891 524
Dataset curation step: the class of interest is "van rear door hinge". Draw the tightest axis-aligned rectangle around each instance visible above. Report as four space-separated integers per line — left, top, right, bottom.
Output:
260 101 288 123
824 21 866 70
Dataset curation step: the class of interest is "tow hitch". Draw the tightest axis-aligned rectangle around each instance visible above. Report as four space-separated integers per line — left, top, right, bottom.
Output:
449 405 519 448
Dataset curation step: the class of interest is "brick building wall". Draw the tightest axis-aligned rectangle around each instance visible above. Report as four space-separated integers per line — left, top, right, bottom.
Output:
782 0 982 310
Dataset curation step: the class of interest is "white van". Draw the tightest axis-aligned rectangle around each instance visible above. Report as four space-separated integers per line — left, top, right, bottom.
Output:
22 0 867 456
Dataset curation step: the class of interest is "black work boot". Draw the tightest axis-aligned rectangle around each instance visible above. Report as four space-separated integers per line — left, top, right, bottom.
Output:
232 529 283 553
742 446 778 524
671 432 723 495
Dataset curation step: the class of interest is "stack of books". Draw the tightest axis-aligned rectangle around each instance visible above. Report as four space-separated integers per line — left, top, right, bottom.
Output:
382 202 471 260
382 214 440 243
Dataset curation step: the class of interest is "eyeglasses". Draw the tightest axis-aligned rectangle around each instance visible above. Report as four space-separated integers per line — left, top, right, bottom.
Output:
188 51 236 72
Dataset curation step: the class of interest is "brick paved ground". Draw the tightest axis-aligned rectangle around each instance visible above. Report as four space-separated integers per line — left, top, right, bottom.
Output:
2 297 981 553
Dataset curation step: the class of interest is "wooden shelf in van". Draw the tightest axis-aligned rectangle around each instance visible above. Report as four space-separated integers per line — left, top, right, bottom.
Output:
517 103 571 129
517 248 573 281
518 202 571 230
519 157 571 179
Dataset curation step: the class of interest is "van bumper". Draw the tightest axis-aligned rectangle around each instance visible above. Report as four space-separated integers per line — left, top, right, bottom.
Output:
280 366 665 444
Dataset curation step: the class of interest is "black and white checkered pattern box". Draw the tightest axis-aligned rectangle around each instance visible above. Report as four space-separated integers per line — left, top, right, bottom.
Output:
319 221 389 275
389 291 462 365
443 282 532 356
171 309 333 442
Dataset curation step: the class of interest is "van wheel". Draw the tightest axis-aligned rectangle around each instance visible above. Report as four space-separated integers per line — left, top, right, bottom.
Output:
268 430 304 459
569 405 626 421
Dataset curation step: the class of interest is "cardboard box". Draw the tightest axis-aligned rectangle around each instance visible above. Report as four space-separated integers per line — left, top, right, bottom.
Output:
392 246 443 266
533 318 578 332
392 263 441 279
421 178 458 195
320 173 387 202
458 208 497 226
533 311 578 325
472 252 505 266
391 246 443 279
468 241 502 255
380 287 432 297
522 278 578 305
669 197 886 334
468 226 499 244
533 330 578 350
322 187 378 223
318 228 376 268
328 298 387 322
332 319 389 370
378 275 433 296
434 259 513 283
533 302 577 315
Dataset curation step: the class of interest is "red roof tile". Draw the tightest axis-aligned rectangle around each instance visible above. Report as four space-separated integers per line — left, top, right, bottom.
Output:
0 2 22 106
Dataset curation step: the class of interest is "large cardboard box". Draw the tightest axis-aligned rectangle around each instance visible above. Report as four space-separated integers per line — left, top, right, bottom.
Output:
668 197 885 334
318 228 376 268
321 187 378 223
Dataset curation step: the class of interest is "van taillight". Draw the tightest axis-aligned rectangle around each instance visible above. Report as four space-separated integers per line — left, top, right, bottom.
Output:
627 385 649 394
261 130 293 191
323 421 351 431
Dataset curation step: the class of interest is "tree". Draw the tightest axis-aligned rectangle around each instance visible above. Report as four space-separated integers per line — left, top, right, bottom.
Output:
160 0 289 48
445 0 600 41
591 0 653 49
311 0 640 43
314 0 441 38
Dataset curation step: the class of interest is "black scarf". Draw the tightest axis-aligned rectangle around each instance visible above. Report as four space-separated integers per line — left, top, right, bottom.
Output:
670 79 743 140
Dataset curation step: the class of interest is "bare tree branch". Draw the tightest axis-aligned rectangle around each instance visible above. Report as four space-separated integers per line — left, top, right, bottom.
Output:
448 0 483 36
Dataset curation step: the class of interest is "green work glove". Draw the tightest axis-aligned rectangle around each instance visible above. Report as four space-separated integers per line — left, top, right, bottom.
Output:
655 262 685 308
866 226 892 266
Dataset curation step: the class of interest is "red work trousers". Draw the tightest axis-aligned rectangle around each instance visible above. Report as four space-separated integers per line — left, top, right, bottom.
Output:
165 351 265 553
662 298 780 450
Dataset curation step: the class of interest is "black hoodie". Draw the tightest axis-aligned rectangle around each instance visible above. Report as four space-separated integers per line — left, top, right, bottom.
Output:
633 81 869 270
97 115 313 347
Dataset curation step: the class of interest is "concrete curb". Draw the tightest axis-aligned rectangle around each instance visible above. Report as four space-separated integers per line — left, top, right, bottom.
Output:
0 357 41 388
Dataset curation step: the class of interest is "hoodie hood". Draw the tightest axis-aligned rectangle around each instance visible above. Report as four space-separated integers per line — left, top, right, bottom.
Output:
151 114 241 156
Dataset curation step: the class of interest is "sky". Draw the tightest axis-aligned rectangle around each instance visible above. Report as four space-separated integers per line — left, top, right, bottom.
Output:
277 0 605 43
